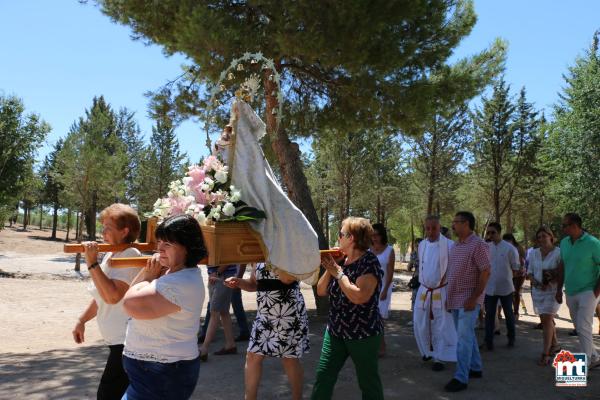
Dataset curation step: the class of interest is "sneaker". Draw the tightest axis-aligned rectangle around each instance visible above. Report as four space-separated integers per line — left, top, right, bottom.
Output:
432 362 445 372
469 370 483 379
444 378 467 392
569 329 578 336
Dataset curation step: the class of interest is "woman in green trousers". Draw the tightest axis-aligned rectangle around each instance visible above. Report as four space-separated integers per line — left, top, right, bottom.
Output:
312 217 384 400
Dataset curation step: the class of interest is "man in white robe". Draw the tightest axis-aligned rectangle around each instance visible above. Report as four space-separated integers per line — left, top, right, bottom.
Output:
413 215 457 371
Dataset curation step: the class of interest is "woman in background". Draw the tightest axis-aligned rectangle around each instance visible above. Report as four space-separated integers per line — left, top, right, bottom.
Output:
370 223 395 357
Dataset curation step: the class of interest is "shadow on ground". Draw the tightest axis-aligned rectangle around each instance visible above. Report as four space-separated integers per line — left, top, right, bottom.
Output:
1 310 599 399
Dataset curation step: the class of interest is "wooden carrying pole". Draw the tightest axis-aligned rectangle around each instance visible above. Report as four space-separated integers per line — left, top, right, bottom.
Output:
63 217 158 256
109 248 344 268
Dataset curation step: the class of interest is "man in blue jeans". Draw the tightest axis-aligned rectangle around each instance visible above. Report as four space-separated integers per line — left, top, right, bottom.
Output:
199 264 250 342
483 222 520 350
444 212 491 392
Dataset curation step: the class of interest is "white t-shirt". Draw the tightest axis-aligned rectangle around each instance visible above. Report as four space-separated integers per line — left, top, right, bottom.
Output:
485 240 520 296
124 267 205 363
88 247 142 345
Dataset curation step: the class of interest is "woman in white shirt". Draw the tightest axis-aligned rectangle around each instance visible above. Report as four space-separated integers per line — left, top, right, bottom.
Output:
121 214 206 400
527 226 562 366
370 223 395 357
72 203 142 399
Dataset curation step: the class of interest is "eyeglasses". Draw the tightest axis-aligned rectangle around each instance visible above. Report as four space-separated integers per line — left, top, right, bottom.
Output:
338 231 350 238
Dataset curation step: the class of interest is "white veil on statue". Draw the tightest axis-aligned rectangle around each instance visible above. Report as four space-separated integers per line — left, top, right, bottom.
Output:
226 99 320 283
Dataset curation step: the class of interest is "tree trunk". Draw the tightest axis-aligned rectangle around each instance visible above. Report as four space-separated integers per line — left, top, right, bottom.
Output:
75 210 80 240
263 67 328 315
51 204 59 239
23 206 29 230
75 210 85 272
65 208 72 242
39 205 43 230
506 202 513 232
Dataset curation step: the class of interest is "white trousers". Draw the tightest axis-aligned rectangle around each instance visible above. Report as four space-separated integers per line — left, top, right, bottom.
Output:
566 290 600 365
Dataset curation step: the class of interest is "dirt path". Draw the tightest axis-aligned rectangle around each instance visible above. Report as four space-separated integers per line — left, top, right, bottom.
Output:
1 225 599 399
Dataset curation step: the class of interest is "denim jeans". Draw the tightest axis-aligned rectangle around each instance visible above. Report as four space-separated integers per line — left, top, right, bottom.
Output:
451 305 482 384
122 356 200 400
484 293 515 347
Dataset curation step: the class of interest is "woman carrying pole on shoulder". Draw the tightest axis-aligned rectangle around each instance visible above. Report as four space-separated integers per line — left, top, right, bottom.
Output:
311 217 384 400
121 214 207 400
72 203 142 400
224 263 309 400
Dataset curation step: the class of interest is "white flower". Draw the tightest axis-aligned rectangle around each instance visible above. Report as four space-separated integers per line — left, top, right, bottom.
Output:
203 177 215 190
222 202 236 217
208 205 222 221
214 167 228 183
196 212 207 226
153 199 163 209
230 188 241 203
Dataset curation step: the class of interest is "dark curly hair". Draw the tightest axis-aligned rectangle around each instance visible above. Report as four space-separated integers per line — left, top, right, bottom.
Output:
155 215 208 268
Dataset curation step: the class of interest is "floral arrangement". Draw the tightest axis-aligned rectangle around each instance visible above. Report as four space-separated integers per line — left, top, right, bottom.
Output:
147 154 266 225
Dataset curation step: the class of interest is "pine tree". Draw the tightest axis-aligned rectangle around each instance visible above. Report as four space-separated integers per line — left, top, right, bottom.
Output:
470 78 537 222
406 104 472 216
115 108 145 205
96 0 506 250
41 139 65 239
0 95 50 227
546 32 600 232
56 96 128 242
136 117 186 213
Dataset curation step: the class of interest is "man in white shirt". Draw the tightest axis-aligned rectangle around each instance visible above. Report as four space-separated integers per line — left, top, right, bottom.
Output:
483 222 520 350
413 215 457 371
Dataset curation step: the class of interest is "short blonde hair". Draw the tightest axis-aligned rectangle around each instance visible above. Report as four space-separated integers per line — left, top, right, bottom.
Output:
342 217 374 251
99 203 141 243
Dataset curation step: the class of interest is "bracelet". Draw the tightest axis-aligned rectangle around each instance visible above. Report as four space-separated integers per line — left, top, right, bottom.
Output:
88 262 99 271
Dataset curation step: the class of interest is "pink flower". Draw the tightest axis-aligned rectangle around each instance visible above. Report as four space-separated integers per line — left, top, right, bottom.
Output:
203 155 220 171
191 185 208 205
187 165 206 185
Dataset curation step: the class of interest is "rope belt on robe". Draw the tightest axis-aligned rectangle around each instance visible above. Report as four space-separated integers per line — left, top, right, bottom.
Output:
421 279 447 352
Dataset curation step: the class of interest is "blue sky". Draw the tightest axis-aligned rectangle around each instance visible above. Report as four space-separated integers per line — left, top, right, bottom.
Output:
1 1 599 164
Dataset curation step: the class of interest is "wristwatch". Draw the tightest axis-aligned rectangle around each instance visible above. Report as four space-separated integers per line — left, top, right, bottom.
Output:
88 262 99 271
335 270 344 280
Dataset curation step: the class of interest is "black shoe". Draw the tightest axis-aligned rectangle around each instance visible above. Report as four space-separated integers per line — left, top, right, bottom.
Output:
432 362 445 371
494 330 501 335
235 334 250 342
569 329 578 336
422 355 432 362
469 370 483 379
479 342 493 351
507 339 515 348
534 323 543 329
445 378 467 392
